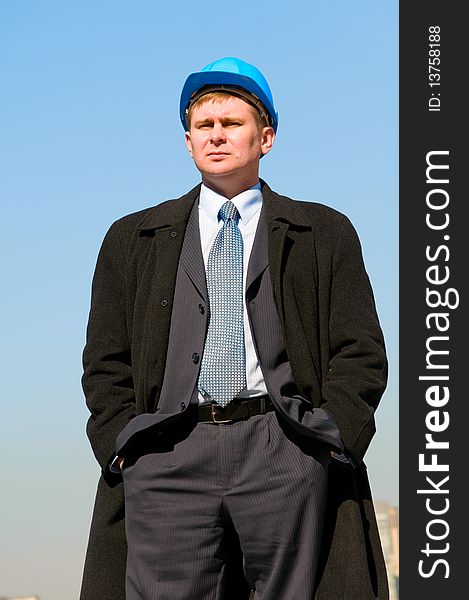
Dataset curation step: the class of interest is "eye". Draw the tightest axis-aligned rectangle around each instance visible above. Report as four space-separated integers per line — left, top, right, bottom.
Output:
195 121 213 130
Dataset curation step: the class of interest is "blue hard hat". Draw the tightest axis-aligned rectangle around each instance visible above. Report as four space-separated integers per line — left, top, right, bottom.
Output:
180 57 278 133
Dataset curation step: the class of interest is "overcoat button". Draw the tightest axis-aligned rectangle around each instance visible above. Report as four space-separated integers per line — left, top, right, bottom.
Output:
180 402 186 411
198 304 205 314
160 299 168 307
170 231 177 238
192 353 200 364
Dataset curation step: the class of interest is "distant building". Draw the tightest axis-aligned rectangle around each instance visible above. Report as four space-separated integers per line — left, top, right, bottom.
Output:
0 596 40 600
0 506 400 600
375 500 399 600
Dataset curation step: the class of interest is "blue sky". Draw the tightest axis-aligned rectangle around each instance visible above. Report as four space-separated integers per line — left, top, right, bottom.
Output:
0 2 398 598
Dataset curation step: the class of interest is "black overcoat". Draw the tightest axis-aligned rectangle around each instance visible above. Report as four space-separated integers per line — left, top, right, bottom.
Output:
80 180 389 600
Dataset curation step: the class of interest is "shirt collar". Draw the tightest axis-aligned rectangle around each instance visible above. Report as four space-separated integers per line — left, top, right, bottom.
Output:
199 182 262 226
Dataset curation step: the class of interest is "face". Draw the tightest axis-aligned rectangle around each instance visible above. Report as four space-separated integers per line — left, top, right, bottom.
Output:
184 96 274 193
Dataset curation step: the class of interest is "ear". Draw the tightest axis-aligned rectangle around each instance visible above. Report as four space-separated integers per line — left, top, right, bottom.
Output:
260 127 275 156
185 131 194 157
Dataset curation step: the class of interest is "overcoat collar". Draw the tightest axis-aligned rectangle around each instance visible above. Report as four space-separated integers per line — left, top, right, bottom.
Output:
136 184 202 231
259 179 310 228
134 179 310 232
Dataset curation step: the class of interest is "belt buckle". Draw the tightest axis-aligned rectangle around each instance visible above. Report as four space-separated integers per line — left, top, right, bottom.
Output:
211 404 233 424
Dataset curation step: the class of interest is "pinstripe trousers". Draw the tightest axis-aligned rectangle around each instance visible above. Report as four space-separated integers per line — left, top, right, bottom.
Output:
122 407 330 600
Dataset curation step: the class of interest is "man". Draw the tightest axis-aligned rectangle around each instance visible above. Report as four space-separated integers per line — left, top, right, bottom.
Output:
81 57 388 600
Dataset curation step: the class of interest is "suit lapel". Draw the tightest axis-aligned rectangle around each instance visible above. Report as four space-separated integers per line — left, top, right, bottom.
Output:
179 198 207 301
246 204 269 292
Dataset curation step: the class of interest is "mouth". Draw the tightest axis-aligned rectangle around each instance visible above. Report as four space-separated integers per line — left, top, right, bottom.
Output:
208 152 229 158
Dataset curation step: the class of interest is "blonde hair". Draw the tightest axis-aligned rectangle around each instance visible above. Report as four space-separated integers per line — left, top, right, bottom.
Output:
186 91 269 131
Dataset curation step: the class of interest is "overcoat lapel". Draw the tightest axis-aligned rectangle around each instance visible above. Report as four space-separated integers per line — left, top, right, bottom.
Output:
260 181 322 395
135 184 201 409
260 180 314 324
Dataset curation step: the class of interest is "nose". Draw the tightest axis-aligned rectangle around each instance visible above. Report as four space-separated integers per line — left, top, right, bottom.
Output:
209 123 226 144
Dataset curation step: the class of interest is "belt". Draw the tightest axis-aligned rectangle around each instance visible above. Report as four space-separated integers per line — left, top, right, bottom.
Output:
195 396 274 424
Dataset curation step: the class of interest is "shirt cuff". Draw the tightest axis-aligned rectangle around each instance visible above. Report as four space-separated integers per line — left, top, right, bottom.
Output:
109 455 122 474
331 450 355 468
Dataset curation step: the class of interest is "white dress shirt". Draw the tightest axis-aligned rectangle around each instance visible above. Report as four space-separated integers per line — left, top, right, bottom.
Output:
196 182 268 404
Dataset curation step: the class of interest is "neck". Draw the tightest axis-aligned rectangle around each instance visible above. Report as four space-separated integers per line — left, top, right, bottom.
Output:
202 173 260 199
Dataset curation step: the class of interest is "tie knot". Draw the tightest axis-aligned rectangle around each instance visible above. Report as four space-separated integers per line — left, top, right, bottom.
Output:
219 200 240 224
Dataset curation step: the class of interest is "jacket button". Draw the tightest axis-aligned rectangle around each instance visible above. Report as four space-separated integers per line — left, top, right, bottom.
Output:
192 352 200 364
180 402 186 411
160 299 168 307
170 231 177 238
198 304 205 315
